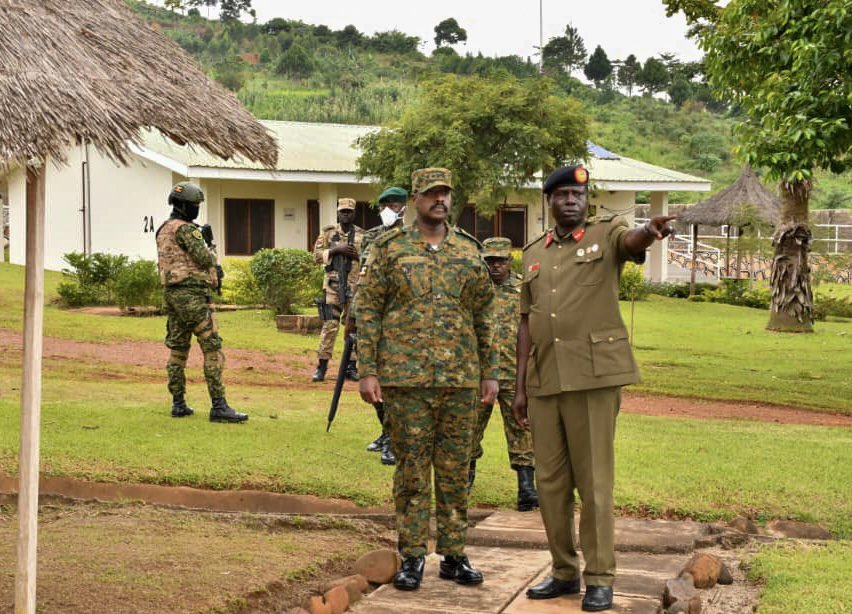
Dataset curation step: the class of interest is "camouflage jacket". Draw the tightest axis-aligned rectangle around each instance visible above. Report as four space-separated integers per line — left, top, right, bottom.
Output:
156 218 217 289
355 223 499 388
313 223 364 300
493 273 522 383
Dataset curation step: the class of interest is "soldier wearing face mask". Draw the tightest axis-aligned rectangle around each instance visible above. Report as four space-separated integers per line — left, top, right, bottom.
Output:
348 187 408 466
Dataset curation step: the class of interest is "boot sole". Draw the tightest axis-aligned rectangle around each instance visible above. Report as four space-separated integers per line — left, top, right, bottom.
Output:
438 571 484 585
209 417 248 423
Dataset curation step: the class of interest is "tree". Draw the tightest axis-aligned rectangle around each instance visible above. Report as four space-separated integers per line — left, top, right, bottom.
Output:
336 24 363 49
356 74 589 221
583 45 613 88
636 57 669 95
667 76 692 108
433 18 467 47
542 22 586 75
617 54 641 95
219 0 254 22
274 42 315 80
666 0 851 332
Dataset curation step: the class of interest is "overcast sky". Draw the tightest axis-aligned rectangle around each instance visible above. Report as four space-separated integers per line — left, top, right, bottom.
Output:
179 0 703 63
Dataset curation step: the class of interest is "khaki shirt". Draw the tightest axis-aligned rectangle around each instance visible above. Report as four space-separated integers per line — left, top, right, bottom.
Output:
313 223 364 304
520 216 642 396
494 273 522 383
356 223 499 388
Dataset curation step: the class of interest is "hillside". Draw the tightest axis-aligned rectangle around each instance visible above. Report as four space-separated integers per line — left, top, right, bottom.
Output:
129 1 849 208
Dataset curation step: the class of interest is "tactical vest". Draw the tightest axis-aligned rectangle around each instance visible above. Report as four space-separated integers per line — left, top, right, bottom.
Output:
156 219 217 288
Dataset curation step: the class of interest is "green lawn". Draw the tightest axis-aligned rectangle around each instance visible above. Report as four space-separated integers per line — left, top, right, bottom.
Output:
2 262 850 411
749 541 852 613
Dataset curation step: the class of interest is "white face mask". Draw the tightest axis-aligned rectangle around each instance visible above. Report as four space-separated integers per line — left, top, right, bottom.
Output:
380 206 403 227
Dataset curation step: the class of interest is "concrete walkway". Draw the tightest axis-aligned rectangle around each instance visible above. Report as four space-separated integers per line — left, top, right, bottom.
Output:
351 511 710 613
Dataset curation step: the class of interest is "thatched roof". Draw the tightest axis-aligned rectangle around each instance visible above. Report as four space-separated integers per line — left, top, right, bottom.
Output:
0 0 277 171
679 166 782 227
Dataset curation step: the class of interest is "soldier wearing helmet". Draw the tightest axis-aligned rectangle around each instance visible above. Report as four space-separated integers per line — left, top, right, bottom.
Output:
155 181 248 423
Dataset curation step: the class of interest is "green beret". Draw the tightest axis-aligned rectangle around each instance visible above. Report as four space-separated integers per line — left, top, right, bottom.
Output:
378 186 409 203
543 165 589 194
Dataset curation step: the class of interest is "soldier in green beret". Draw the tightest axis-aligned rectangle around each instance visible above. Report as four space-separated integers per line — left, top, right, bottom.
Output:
469 237 537 512
512 165 675 611
356 167 499 592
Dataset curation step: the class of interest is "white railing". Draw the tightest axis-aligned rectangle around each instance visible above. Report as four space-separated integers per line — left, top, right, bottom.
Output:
635 219 723 278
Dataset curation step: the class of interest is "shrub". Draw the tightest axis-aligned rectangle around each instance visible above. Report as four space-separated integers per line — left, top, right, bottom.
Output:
250 248 322 315
220 257 264 305
114 260 162 310
619 262 650 300
703 279 771 310
57 252 129 306
813 293 852 321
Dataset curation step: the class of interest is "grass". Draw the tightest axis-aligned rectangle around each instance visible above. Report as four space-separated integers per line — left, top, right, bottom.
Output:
2 262 850 411
748 541 852 613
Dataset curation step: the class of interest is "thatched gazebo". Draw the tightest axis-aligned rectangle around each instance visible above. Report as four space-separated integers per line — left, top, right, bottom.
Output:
0 1 277 611
679 166 783 287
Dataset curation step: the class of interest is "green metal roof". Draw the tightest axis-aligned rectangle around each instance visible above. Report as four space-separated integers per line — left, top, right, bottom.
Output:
139 121 709 187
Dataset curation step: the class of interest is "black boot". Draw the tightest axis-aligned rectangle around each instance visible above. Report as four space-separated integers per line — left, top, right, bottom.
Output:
467 459 477 494
439 555 484 585
209 398 248 423
312 359 328 382
380 435 396 465
171 395 194 418
366 432 386 452
344 360 359 382
516 466 539 512
393 556 425 591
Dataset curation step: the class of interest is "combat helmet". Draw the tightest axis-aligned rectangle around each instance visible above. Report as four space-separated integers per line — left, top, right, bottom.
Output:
168 181 204 220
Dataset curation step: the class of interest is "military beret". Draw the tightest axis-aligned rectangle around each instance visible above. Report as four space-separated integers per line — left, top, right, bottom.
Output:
337 198 356 210
482 237 513 260
378 186 409 203
411 167 453 194
543 165 589 194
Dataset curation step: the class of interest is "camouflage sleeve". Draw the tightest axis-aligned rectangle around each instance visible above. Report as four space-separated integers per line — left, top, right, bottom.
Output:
353 246 388 378
175 224 216 269
313 230 330 265
472 258 500 380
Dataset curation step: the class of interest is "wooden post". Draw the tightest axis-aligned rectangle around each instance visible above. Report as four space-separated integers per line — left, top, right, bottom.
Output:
690 224 698 296
725 225 732 277
735 226 743 279
16 166 45 614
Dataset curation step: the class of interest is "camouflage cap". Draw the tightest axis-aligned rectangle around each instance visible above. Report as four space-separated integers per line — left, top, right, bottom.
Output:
378 186 409 203
482 237 513 259
337 198 356 210
411 167 453 194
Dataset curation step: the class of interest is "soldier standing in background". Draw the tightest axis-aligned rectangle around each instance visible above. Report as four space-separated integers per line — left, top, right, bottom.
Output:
311 198 363 382
356 168 498 592
512 165 675 611
469 237 537 512
356 186 408 466
156 181 247 423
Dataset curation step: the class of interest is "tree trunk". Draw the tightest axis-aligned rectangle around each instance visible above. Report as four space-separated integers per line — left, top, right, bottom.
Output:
766 180 813 332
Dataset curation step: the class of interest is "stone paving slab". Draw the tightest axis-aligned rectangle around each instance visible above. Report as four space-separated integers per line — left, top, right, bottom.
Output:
468 511 707 554
350 546 551 613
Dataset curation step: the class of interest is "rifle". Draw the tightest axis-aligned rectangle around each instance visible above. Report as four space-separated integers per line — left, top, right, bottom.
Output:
326 227 356 305
326 333 356 432
200 223 224 294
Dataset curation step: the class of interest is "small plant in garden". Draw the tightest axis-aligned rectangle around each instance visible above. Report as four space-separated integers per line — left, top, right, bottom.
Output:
114 260 162 311
250 248 322 315
57 252 129 306
618 261 650 301
220 258 264 305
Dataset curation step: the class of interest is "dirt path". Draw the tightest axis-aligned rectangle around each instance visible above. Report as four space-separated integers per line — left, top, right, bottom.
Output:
2 328 850 427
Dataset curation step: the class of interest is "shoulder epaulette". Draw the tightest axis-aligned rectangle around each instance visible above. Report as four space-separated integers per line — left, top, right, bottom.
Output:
453 226 482 248
321 224 336 232
523 231 547 251
588 212 617 224
373 226 404 247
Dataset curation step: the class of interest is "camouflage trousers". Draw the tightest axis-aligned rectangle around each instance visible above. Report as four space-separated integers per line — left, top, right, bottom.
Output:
163 285 225 400
316 296 357 362
471 381 534 469
383 386 478 558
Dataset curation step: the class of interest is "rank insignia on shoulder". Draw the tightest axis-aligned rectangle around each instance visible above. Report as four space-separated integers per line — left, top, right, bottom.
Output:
544 231 554 248
571 227 586 242
529 262 540 273
192 229 203 240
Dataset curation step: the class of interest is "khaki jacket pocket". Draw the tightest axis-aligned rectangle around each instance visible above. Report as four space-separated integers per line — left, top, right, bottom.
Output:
574 249 604 286
589 327 633 376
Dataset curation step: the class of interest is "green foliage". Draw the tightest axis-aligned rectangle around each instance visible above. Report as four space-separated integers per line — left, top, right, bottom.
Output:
667 76 692 109
356 73 589 218
542 23 586 75
274 41 315 79
813 294 852 321
583 45 613 87
702 279 771 309
618 262 650 300
682 130 727 172
616 54 641 95
57 252 129 307
114 260 162 310
249 248 321 315
433 17 467 47
637 57 669 95
219 257 263 305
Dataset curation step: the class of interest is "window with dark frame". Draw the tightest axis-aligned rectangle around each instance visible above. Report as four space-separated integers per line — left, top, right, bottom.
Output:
224 199 274 256
457 204 527 247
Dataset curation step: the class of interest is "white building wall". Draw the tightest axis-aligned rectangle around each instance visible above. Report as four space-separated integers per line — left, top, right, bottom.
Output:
7 167 26 266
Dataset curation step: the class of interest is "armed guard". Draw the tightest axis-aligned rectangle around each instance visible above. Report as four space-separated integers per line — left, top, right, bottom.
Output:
155 181 247 423
311 198 363 382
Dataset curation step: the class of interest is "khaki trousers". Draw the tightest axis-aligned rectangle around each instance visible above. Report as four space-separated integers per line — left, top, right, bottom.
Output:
527 387 620 587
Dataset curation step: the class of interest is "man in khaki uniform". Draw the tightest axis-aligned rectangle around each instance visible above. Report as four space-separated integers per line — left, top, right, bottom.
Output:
512 165 675 612
312 198 363 382
469 237 537 512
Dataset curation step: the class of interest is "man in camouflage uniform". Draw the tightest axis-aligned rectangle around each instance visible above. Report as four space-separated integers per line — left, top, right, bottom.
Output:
469 237 538 511
355 186 408 466
156 181 247 423
311 198 363 382
356 168 498 592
